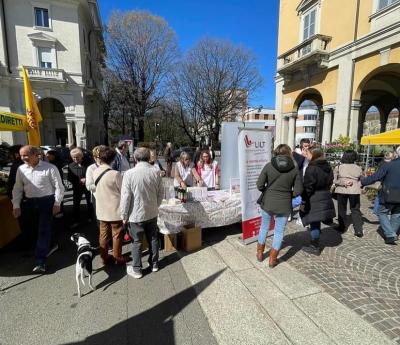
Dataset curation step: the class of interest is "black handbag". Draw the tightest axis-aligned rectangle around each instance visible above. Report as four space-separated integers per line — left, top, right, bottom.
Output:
256 174 280 205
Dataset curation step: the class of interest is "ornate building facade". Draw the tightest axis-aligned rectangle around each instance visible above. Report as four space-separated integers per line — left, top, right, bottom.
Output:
275 0 400 147
0 0 104 148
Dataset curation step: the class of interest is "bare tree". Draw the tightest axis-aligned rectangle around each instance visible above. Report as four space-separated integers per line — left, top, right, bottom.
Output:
177 38 263 145
105 11 179 142
170 68 205 145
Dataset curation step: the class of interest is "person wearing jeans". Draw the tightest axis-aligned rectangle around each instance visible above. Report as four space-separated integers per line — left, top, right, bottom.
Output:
256 144 303 267
362 147 400 245
377 204 400 241
12 145 64 273
120 147 163 279
129 218 159 270
258 211 289 254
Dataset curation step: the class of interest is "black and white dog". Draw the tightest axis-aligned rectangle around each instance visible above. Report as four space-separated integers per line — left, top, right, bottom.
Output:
71 233 96 297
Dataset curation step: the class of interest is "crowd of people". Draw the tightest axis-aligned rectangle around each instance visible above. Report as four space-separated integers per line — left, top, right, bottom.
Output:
6 141 221 276
256 138 400 268
6 138 400 275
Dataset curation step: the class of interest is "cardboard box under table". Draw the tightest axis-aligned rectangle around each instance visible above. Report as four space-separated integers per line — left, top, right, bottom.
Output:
163 225 202 252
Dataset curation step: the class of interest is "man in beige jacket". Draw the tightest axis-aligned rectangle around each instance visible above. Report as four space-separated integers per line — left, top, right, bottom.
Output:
120 147 163 279
93 146 126 265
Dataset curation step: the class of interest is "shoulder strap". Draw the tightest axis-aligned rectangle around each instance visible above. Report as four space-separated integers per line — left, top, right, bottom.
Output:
95 168 112 187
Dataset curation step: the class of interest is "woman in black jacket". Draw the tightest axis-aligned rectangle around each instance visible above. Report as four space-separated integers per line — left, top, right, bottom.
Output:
301 148 336 255
256 144 303 267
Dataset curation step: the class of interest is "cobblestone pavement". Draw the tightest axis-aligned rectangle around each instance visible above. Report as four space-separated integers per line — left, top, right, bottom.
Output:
276 195 400 343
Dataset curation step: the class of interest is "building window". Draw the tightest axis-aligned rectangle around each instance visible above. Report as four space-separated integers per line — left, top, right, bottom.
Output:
378 0 398 10
38 47 52 68
255 114 260 120
304 126 316 133
302 8 316 41
34 7 49 28
304 114 317 120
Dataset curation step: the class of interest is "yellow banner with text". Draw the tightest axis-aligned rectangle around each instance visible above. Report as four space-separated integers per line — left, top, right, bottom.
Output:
0 112 27 131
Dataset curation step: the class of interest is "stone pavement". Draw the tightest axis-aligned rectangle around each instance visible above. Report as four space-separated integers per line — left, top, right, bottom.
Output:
1 193 399 345
280 196 400 343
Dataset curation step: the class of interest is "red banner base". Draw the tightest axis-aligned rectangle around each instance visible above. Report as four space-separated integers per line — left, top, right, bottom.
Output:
241 216 275 242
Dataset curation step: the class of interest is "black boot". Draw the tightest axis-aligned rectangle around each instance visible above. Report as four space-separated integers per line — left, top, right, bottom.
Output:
303 239 321 255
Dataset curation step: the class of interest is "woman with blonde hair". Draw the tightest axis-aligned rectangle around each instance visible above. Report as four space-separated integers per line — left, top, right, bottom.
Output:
85 145 101 196
193 150 220 190
174 151 197 188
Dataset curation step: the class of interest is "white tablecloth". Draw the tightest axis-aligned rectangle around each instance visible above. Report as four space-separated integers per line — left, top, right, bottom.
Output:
157 193 242 234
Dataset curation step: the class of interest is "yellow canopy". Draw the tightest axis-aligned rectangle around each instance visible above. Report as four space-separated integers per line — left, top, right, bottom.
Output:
360 129 400 145
0 111 27 131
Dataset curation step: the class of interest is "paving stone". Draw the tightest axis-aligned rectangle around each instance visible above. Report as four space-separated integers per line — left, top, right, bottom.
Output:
281 195 400 343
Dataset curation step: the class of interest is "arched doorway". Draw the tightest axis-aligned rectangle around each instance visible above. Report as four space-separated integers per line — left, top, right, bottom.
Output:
297 100 319 145
386 108 399 131
356 64 400 140
363 105 381 136
38 98 69 146
293 89 324 145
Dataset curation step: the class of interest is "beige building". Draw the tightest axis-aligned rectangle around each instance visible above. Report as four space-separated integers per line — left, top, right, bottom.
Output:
275 0 400 147
0 0 104 148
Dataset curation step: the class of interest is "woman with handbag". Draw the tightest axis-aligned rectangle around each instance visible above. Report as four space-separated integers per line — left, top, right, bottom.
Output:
93 146 127 265
333 150 363 236
301 148 336 255
256 144 303 267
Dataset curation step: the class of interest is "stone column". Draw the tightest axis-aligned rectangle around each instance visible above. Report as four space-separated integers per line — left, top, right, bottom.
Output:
287 114 297 149
66 121 74 146
321 107 334 144
349 100 361 143
74 120 86 148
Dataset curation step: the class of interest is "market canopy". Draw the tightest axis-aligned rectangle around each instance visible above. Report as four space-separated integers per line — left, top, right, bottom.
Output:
0 111 27 131
360 129 400 146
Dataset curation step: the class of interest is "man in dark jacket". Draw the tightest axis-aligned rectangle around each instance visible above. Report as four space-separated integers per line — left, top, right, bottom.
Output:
68 147 94 228
361 148 400 245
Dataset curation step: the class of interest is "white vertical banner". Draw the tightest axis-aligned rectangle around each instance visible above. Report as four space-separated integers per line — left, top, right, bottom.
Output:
238 128 272 243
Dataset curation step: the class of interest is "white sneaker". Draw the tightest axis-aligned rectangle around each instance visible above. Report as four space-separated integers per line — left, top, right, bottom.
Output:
126 265 142 279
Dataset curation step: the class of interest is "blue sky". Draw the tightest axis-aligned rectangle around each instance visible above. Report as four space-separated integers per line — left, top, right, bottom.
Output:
98 0 279 108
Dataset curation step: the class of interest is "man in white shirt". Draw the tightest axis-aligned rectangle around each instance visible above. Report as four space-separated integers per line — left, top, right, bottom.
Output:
12 145 65 273
120 147 163 279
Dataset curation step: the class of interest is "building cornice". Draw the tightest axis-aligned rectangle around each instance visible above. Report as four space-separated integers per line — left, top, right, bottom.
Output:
329 21 400 62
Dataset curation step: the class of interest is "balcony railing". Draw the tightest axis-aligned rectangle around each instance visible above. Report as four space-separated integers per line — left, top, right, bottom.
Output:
24 66 65 81
277 34 332 75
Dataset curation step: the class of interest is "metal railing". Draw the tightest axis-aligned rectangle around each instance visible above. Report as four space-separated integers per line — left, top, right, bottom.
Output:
277 34 332 71
24 66 65 81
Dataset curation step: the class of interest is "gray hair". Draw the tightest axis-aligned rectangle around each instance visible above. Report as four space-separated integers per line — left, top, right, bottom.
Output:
396 146 400 157
134 147 150 162
70 147 83 157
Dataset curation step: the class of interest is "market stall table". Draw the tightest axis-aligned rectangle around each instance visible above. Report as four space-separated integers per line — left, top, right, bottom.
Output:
157 191 242 235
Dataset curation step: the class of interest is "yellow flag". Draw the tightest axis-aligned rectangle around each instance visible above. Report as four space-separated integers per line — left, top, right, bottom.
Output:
22 66 42 146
